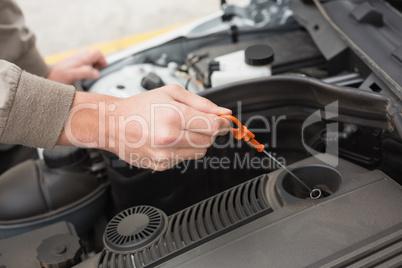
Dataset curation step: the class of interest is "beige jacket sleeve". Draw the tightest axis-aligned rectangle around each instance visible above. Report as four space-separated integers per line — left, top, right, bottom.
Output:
0 0 50 77
0 60 75 149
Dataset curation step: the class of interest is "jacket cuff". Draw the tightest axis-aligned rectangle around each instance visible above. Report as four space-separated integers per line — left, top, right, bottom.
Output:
0 61 20 139
0 71 75 150
13 46 51 78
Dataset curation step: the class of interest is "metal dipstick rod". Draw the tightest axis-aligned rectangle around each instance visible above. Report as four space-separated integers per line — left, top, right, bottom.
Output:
220 115 322 200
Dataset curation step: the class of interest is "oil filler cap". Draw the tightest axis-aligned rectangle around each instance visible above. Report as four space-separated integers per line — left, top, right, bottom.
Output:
36 234 82 268
245 44 274 66
104 206 167 251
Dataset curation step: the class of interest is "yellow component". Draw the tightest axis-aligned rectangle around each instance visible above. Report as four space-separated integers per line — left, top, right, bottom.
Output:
44 23 187 65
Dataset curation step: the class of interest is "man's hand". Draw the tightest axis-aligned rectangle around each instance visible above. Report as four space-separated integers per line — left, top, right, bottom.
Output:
58 85 232 171
47 50 107 85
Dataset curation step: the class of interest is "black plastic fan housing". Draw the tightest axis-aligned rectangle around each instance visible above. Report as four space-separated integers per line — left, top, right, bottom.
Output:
104 206 167 251
98 176 271 268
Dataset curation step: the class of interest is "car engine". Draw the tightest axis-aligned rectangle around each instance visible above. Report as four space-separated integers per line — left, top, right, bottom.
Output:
1 0 402 267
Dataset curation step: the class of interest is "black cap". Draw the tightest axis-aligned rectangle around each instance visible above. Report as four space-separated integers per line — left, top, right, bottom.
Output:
245 44 274 66
104 206 167 251
36 234 82 268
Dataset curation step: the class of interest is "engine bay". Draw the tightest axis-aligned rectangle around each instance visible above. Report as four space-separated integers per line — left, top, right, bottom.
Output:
1 0 402 267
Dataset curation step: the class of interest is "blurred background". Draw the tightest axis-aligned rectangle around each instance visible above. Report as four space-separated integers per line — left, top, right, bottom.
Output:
17 0 248 62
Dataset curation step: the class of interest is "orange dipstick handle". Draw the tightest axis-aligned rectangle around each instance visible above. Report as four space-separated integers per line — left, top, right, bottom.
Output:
219 115 265 152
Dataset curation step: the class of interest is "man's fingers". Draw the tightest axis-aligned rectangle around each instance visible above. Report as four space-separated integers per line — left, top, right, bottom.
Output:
80 50 107 69
176 131 214 148
152 128 218 149
152 102 230 141
69 65 100 81
177 104 231 135
185 113 230 136
167 85 232 115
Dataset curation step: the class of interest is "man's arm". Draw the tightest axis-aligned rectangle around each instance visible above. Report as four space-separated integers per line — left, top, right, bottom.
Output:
0 60 231 170
0 0 50 77
0 60 75 149
58 86 232 171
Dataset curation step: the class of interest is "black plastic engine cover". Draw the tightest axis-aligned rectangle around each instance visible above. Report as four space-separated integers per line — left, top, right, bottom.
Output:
157 157 402 268
76 157 402 267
